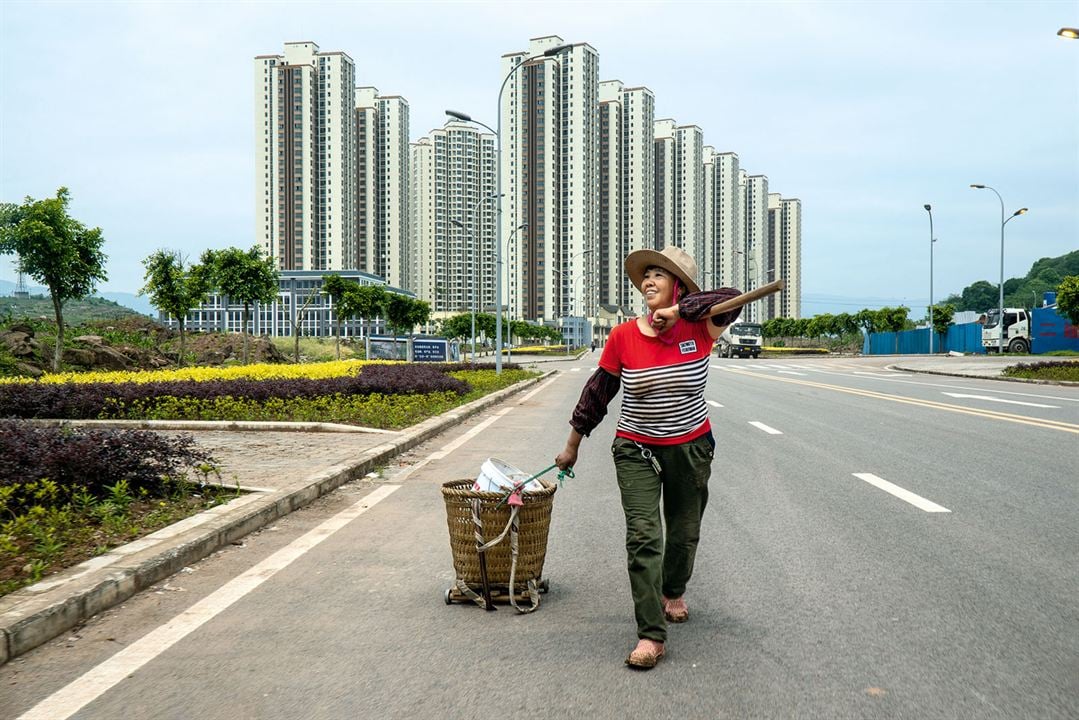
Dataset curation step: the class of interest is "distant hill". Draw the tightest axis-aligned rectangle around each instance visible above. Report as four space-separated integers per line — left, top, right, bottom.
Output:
0 294 145 325
941 250 1079 312
0 278 154 316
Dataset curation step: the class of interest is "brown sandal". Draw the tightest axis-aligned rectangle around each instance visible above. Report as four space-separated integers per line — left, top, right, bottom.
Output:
625 639 665 669
663 596 689 623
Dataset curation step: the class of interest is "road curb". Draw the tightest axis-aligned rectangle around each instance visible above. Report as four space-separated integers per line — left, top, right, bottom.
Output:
890 364 1079 386
0 370 555 666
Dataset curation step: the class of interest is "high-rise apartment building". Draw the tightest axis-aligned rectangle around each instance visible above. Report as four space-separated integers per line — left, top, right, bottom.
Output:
703 149 743 290
598 81 622 315
355 88 410 287
598 80 656 314
501 36 599 323
408 123 497 315
654 119 676 250
778 197 802 319
743 172 769 323
654 121 704 262
255 42 356 271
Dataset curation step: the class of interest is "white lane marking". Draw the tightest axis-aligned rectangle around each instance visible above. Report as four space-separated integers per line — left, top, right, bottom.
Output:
778 370 807 376
941 392 1059 409
570 367 581 372
706 400 724 408
748 421 783 435
852 473 950 513
18 484 401 720
519 374 560 403
854 371 902 377
429 408 511 460
710 364 723 370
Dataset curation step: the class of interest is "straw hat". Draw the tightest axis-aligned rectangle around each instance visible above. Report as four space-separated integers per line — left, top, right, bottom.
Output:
625 245 701 296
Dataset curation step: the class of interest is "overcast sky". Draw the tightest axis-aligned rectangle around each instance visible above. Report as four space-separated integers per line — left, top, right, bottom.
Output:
1 0 1076 316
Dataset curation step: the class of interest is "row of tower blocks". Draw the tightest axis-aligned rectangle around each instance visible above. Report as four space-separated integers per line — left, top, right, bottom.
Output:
255 37 802 327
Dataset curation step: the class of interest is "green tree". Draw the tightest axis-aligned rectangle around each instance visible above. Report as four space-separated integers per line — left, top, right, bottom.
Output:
1056 276 1079 326
140 250 209 367
930 303 955 339
384 295 431 356
321 274 359 360
352 284 388 339
202 246 279 364
439 313 473 341
0 188 107 372
288 288 320 364
876 306 910 354
854 309 879 335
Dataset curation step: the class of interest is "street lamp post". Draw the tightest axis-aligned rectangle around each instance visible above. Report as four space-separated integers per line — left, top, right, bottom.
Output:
923 204 937 354
553 248 593 350
970 184 1028 353
449 218 478 360
446 42 570 375
504 221 527 364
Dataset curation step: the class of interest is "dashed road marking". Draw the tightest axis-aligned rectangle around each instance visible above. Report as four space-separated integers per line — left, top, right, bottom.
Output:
748 421 783 435
853 473 951 513
706 400 723 408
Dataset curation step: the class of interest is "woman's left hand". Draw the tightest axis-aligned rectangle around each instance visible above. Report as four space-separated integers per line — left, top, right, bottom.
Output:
650 305 679 332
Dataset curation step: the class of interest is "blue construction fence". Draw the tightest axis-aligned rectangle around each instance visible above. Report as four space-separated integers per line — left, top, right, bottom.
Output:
863 306 1078 355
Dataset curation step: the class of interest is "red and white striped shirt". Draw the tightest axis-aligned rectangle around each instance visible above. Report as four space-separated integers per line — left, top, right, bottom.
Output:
599 318 714 445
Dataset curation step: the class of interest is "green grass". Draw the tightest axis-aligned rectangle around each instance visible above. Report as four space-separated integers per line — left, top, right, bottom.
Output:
270 336 363 362
1002 361 1079 382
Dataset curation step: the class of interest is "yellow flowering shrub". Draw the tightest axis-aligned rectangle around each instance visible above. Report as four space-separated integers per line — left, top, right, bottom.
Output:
0 359 393 385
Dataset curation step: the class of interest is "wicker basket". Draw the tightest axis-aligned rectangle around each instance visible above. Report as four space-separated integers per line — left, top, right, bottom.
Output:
441 478 557 588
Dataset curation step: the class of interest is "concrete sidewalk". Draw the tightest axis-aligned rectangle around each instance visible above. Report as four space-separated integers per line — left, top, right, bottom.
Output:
0 372 551 665
889 354 1078 384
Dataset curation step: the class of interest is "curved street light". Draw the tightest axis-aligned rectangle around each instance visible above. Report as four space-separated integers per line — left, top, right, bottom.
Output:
445 42 571 374
970 184 1028 353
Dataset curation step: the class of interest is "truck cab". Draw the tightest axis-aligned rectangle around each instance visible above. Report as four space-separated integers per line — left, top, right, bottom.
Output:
717 322 763 358
982 307 1030 353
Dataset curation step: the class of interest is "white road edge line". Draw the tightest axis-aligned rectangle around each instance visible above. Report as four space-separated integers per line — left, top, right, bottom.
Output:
17 483 402 720
777 370 807 376
748 421 783 435
853 473 950 513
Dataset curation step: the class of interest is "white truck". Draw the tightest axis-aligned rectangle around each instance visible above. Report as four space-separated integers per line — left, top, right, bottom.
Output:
982 307 1031 353
717 322 763 358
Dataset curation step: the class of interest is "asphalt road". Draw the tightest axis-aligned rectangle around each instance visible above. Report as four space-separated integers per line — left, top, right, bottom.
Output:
5 354 1077 719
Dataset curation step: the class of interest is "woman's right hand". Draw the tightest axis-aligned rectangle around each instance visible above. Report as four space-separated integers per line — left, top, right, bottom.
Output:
555 445 578 472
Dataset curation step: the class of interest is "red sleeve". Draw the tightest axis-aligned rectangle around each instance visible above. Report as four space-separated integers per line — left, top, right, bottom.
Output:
598 324 624 374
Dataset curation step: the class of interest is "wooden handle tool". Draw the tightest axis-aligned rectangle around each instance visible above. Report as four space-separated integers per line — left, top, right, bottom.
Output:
705 279 786 319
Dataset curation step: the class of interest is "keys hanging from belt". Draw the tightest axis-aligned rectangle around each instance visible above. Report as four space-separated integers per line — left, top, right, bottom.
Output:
634 441 662 475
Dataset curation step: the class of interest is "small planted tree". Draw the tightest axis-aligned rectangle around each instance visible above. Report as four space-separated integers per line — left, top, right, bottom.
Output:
1056 276 1079 326
202 246 279 364
930 303 956 342
876 306 910 354
140 250 209 367
289 288 320 363
322 274 358 360
0 188 107 372
352 284 388 340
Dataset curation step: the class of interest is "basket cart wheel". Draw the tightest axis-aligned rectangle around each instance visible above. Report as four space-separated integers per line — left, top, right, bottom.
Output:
444 588 453 605
539 578 550 594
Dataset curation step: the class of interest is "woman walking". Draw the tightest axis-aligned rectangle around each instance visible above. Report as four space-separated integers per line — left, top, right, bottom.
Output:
555 245 742 669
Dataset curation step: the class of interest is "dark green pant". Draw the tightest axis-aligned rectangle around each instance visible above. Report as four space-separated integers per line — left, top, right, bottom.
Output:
612 433 714 642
